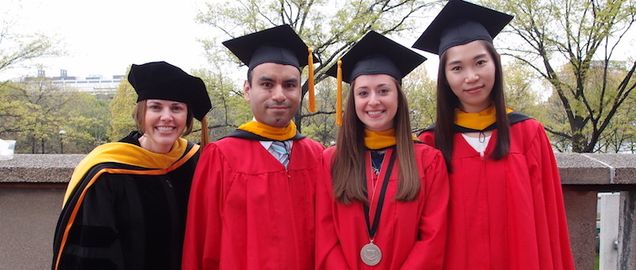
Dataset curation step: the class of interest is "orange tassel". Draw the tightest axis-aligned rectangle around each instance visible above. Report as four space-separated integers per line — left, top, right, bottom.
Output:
336 59 343 126
307 47 316 112
200 117 209 147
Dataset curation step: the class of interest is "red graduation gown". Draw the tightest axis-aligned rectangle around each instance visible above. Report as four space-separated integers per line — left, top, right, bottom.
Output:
316 144 449 270
182 136 324 270
419 119 575 270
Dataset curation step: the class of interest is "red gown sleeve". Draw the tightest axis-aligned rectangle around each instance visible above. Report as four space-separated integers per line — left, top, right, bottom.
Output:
182 144 224 270
400 149 449 270
315 148 350 270
527 124 575 270
418 131 436 149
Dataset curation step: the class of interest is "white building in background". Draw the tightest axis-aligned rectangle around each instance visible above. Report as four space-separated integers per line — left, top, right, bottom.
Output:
25 69 124 97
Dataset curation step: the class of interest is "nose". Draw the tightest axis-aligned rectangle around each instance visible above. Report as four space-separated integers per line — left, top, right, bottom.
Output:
159 108 174 121
271 85 286 103
465 70 479 83
368 92 381 105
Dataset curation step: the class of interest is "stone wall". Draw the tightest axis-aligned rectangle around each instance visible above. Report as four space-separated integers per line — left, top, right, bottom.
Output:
1 153 635 270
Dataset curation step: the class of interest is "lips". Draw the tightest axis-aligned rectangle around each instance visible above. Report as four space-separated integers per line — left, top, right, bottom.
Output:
155 126 176 133
464 85 484 94
367 110 385 119
267 104 290 112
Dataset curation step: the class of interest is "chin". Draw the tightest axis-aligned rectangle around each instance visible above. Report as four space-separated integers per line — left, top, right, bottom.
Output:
155 135 179 145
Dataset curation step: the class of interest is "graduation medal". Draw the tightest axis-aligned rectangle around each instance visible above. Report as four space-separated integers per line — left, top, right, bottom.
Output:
360 241 382 266
360 152 396 267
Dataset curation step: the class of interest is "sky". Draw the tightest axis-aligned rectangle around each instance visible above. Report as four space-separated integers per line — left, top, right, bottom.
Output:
3 0 633 85
1 0 444 82
1 0 212 80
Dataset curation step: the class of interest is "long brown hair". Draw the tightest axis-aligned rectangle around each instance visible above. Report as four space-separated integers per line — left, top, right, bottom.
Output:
435 40 510 171
331 78 420 204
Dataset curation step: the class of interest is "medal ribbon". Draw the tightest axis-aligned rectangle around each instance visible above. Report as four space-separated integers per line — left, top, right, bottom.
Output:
363 151 397 240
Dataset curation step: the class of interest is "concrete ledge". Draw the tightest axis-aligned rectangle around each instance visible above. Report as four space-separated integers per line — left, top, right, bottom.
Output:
579 153 636 184
1 153 634 184
0 154 84 183
556 153 612 185
0 153 634 270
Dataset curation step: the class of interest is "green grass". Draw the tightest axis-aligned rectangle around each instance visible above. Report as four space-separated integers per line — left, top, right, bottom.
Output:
595 255 599 270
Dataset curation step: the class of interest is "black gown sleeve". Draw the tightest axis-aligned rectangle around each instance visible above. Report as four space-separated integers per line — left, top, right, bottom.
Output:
57 174 125 270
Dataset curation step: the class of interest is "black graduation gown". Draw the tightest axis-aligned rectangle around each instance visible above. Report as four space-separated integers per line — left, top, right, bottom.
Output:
52 132 199 270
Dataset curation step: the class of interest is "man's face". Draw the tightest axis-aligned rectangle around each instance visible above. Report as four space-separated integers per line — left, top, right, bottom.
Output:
244 63 301 128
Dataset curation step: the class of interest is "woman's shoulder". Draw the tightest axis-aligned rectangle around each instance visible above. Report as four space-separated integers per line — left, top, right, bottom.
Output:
322 145 337 159
295 137 326 152
510 117 546 137
417 130 436 146
413 142 443 163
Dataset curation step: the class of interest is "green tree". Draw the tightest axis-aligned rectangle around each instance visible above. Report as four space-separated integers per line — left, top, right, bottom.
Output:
0 18 58 77
7 78 69 153
301 77 340 146
197 0 441 132
60 92 110 153
192 69 251 141
503 60 543 117
0 81 31 134
109 78 137 140
483 0 636 152
107 67 248 144
403 65 437 133
0 78 108 153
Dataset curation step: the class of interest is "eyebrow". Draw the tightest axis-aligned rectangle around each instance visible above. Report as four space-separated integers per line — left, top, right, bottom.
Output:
147 101 185 107
447 53 489 66
256 76 299 84
473 53 489 61
256 75 275 82
283 78 299 84
354 83 389 91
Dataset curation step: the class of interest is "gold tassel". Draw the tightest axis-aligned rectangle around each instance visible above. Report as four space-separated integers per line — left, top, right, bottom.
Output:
200 117 209 147
307 47 316 112
336 59 343 126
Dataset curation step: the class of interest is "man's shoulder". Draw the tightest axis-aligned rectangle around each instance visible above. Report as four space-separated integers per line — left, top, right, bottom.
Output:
294 137 325 151
214 136 254 146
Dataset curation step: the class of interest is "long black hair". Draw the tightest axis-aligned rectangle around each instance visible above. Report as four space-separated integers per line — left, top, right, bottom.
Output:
434 40 510 171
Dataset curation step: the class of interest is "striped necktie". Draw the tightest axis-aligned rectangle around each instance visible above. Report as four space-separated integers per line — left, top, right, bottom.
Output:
269 141 290 168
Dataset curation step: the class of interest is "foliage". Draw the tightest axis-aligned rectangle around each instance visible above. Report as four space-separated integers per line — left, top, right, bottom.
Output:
191 69 251 142
482 0 636 152
106 68 249 144
0 78 109 153
0 17 59 76
58 92 110 153
109 78 137 140
403 65 436 133
502 60 543 117
301 77 340 146
197 0 442 132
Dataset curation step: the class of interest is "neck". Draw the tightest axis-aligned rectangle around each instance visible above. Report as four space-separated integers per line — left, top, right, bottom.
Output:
364 128 396 150
138 135 173 154
459 102 492 113
238 120 297 141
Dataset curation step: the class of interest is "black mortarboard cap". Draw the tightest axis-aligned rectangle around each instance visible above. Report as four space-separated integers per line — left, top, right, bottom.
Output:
412 0 513 55
325 30 426 83
222 24 320 112
325 31 426 125
128 61 211 121
222 24 317 71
